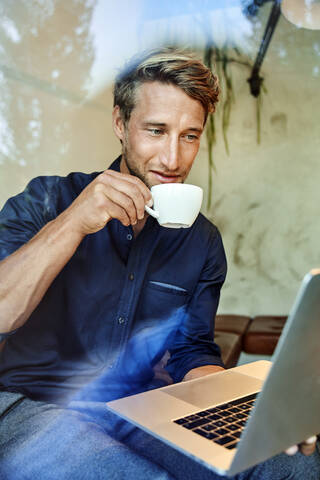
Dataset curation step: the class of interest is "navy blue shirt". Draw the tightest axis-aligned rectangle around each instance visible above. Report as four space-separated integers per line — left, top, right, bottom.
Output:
0 157 227 404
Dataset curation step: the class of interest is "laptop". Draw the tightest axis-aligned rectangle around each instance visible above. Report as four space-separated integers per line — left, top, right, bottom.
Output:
107 269 320 476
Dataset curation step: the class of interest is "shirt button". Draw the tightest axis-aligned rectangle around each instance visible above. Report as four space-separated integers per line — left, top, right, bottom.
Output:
118 317 125 325
129 273 134 281
127 234 133 241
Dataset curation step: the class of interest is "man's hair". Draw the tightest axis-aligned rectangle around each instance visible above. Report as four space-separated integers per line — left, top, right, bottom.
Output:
113 47 219 125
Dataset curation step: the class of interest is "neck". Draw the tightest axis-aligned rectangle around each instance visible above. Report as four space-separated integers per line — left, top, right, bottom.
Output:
119 154 149 236
119 155 128 174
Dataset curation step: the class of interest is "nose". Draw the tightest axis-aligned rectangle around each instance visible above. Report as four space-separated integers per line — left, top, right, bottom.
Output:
161 135 179 171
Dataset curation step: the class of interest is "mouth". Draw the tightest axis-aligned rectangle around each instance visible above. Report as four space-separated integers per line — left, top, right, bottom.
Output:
151 171 181 183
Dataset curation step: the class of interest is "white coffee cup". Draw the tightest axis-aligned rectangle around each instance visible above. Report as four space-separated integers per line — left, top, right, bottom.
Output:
144 183 203 228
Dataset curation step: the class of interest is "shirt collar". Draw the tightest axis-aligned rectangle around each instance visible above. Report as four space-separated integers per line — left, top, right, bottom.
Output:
108 155 122 172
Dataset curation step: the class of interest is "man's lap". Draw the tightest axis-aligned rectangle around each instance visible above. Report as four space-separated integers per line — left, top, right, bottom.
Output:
125 425 320 480
0 392 173 480
0 392 319 480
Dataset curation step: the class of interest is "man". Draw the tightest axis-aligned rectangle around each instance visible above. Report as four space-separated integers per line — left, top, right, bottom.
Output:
0 48 319 479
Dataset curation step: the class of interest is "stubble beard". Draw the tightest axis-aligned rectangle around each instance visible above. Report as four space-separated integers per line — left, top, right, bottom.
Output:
122 139 188 188
122 145 153 189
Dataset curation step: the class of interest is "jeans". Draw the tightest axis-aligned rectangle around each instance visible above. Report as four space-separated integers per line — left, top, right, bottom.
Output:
0 392 319 480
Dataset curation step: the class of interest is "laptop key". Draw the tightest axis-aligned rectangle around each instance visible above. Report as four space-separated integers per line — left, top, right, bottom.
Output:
174 418 188 425
194 429 218 440
207 407 220 414
223 416 236 424
236 420 247 427
228 407 241 413
225 442 238 450
235 413 247 419
218 411 232 418
226 424 239 432
183 418 210 429
202 424 216 431
213 420 226 428
208 414 222 421
184 414 200 421
216 404 233 410
215 435 235 446
182 423 197 430
197 411 211 417
232 393 258 406
233 431 242 438
215 428 229 435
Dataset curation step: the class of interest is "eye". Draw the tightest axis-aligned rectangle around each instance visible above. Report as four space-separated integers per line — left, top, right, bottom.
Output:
184 134 199 142
148 128 164 136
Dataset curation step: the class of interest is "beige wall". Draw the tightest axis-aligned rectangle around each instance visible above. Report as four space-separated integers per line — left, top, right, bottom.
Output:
188 11 320 315
1 3 320 316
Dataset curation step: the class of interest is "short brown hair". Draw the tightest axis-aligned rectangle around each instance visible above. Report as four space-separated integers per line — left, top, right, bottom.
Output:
113 47 219 125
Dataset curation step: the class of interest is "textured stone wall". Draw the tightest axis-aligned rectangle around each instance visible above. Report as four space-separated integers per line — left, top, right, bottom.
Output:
188 13 320 315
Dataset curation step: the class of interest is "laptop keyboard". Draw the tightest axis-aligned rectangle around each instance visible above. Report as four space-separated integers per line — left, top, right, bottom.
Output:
173 392 258 450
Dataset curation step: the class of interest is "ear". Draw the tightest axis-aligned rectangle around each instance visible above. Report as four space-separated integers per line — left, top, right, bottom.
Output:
112 106 125 142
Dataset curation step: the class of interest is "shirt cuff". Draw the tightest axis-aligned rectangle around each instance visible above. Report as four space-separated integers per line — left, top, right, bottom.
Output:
166 354 225 383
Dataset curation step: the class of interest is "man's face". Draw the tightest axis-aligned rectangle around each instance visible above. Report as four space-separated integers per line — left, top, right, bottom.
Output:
113 81 206 188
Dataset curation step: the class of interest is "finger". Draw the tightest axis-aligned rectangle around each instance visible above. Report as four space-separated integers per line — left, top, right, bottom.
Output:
106 170 153 211
92 184 132 225
300 443 316 456
99 172 150 221
299 436 317 456
305 436 318 444
285 445 298 456
103 170 153 206
102 187 140 225
104 198 131 227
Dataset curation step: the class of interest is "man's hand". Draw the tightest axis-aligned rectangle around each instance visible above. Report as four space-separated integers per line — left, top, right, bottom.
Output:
285 436 318 456
64 170 152 237
183 365 225 381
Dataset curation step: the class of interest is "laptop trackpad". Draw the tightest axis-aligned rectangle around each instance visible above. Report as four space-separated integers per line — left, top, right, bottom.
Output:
163 371 263 409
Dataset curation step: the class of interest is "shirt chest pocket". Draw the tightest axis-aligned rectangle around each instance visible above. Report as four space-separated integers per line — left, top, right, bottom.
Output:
135 280 191 329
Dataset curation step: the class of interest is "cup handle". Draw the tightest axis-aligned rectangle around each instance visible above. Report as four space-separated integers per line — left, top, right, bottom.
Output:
145 204 159 219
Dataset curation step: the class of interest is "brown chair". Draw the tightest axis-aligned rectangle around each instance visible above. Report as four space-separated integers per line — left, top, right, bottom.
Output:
214 315 252 368
243 315 287 355
214 331 242 369
215 314 252 336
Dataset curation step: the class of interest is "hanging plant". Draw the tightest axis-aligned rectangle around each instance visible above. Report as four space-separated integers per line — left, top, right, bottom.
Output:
203 46 266 209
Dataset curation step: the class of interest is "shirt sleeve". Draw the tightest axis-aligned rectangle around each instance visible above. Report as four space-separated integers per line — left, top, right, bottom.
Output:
0 176 57 261
165 227 227 382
